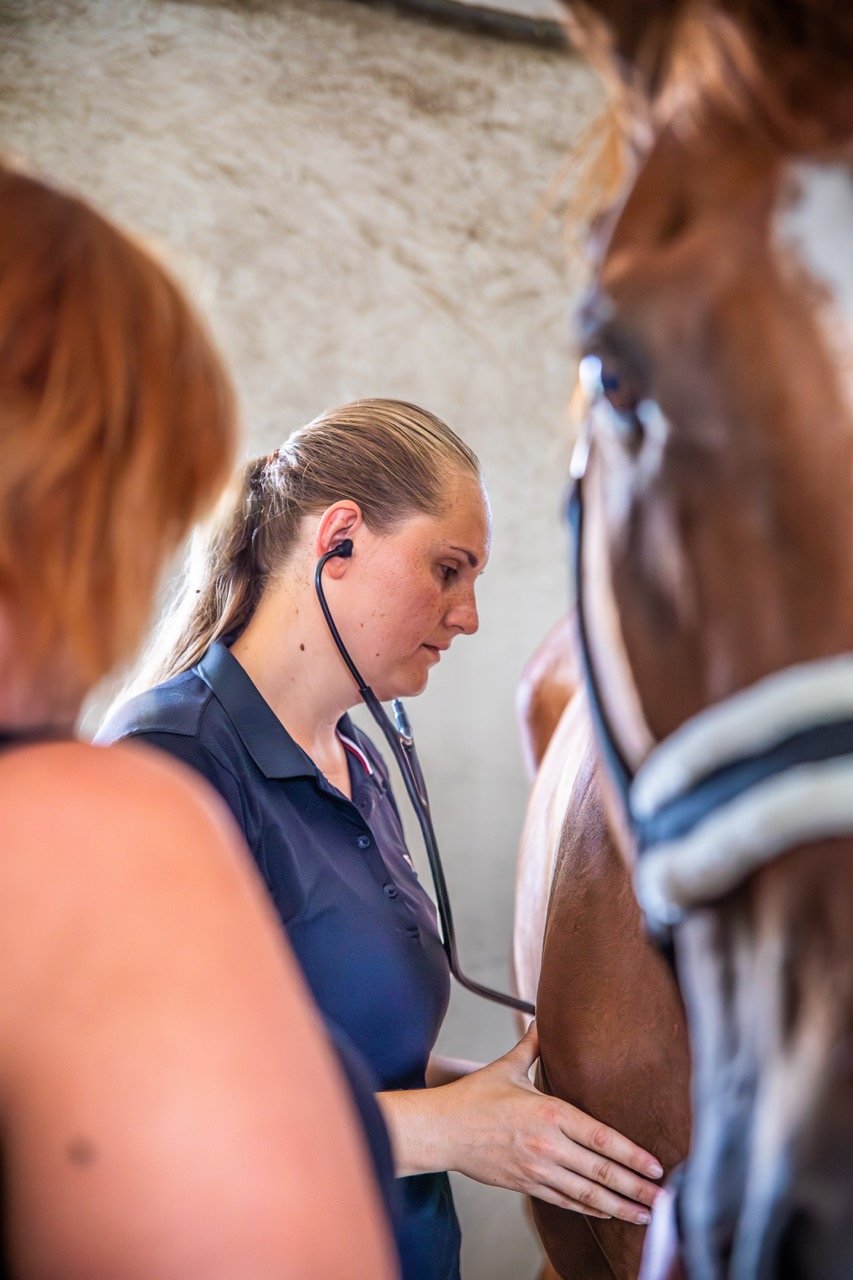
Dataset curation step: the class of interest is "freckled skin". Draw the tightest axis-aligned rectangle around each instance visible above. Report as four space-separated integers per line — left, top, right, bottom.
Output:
326 473 491 702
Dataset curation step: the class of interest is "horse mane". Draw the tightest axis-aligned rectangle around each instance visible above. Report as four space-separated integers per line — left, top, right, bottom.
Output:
561 0 853 162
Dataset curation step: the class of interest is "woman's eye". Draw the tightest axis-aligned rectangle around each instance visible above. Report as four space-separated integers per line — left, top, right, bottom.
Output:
439 564 458 582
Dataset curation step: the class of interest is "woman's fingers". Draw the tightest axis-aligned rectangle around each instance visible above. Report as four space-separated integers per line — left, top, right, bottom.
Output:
559 1104 664 1181
559 1136 661 1208
540 1194 613 1220
520 1096 663 1220
439 1046 665 1223
531 1170 651 1223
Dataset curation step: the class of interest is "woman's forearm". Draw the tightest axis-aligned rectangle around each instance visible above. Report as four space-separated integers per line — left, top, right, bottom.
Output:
376 1085 459 1177
378 1055 483 1175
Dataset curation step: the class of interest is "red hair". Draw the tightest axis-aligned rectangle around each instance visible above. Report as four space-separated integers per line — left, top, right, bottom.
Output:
0 164 237 686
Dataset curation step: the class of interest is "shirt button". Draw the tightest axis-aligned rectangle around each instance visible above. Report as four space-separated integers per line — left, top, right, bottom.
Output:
356 834 371 849
383 883 398 899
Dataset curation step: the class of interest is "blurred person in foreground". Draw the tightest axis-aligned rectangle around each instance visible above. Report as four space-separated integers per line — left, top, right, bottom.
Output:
0 162 397 1280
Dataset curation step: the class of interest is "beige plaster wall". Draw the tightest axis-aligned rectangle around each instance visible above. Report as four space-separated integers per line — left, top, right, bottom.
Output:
0 2 601 1273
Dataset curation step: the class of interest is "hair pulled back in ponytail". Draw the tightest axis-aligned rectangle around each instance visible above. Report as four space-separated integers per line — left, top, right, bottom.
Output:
142 398 481 685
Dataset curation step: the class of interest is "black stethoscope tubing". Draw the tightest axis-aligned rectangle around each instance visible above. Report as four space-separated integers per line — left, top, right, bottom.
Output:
315 540 535 1017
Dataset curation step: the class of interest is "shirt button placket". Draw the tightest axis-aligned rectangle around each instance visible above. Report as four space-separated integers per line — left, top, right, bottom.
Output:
354 827 407 917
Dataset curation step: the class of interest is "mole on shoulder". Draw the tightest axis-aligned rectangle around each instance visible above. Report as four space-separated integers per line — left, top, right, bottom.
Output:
67 1137 97 1167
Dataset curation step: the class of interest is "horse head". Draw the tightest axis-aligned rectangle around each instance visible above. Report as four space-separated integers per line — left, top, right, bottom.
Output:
559 2 853 1275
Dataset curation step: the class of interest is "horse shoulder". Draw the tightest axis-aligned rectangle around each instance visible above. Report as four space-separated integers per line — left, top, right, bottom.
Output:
533 744 691 1278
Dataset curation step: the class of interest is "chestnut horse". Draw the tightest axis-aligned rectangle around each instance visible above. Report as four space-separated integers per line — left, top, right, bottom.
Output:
522 1 853 1276
515 615 690 1280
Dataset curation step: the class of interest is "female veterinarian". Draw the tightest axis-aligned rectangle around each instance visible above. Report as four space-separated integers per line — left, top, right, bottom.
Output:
99 398 663 1280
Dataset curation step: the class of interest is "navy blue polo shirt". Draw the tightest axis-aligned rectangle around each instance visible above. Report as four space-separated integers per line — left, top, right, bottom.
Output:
97 640 461 1280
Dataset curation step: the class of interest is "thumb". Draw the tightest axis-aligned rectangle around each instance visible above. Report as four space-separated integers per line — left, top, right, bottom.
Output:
505 1018 539 1071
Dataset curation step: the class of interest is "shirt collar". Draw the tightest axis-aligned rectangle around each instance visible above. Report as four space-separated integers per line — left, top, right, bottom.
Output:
196 640 314 779
196 640 370 782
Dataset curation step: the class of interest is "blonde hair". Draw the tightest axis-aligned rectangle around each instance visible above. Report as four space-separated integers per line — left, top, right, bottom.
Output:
148 398 481 683
0 164 237 687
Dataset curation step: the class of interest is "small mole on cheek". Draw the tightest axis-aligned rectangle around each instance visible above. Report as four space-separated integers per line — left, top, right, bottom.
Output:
67 1137 97 1167
299 643 305 651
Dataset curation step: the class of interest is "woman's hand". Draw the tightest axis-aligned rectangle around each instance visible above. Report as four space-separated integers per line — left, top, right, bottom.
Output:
378 1022 663 1224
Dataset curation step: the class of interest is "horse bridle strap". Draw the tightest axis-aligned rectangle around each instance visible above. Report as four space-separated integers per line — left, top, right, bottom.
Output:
568 461 853 938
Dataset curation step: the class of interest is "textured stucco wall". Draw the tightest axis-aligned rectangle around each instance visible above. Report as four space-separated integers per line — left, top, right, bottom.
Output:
0 2 602 1274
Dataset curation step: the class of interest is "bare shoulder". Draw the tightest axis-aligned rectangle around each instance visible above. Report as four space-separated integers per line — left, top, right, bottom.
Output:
0 739 266 1005
0 736 231 832
0 738 245 887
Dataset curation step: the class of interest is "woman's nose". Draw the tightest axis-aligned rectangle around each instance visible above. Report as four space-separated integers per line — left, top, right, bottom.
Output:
447 591 479 636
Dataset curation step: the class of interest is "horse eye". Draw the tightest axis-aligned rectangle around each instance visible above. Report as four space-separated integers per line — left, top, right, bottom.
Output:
578 353 644 449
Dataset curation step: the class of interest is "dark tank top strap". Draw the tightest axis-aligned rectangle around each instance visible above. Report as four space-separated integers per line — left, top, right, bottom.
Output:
0 726 68 751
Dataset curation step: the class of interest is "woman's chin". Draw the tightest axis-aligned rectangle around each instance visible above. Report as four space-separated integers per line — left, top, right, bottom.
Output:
373 670 430 702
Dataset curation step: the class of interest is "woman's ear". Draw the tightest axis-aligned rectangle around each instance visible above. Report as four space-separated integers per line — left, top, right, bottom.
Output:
314 501 363 573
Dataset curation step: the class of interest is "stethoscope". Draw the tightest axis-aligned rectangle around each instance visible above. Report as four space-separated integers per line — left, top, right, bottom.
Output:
316 539 535 1016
